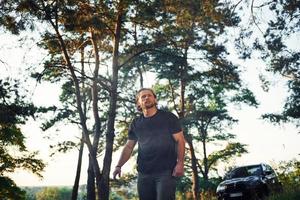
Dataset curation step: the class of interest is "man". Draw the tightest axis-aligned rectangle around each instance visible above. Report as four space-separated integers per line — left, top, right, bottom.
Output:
113 88 185 200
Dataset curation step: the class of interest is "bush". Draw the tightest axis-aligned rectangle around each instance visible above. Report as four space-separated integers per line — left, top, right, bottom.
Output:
267 158 300 200
267 187 300 200
35 187 71 200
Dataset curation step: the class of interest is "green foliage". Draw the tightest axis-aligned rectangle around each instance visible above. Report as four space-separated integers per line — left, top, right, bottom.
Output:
274 158 300 188
110 172 138 199
266 187 300 200
176 176 193 194
230 88 259 107
36 187 58 200
176 177 217 199
23 186 39 200
0 79 45 199
111 173 137 188
266 158 300 200
1 0 298 199
137 1 256 197
0 176 26 200
0 0 35 34
183 79 250 180
236 0 300 129
110 190 138 200
2 1 168 199
24 185 86 200
35 187 72 200
208 143 248 167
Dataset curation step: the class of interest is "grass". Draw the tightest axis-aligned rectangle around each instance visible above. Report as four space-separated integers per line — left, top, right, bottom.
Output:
266 187 300 200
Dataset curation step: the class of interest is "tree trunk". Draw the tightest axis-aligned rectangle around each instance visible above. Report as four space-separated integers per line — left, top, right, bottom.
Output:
50 19 103 200
71 140 84 200
90 28 103 199
137 65 144 88
99 7 123 200
176 53 200 199
87 155 96 200
202 136 209 187
186 137 200 200
72 44 87 200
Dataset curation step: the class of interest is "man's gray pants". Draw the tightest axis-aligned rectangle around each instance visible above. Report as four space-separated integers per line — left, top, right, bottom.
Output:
137 170 176 200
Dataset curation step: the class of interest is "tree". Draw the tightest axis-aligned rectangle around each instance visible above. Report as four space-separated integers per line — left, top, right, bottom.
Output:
1 1 168 199
143 1 256 198
235 0 300 130
2 1 282 199
1 1 116 199
261 0 300 129
0 79 45 200
35 187 72 200
275 157 300 189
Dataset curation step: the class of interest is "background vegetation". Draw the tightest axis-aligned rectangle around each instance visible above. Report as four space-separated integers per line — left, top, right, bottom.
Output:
0 0 299 199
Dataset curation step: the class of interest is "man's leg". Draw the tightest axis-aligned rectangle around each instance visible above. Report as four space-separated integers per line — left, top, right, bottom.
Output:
156 171 176 200
137 173 156 200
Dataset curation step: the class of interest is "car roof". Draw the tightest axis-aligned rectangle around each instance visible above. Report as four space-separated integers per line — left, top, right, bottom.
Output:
237 163 265 167
232 163 264 169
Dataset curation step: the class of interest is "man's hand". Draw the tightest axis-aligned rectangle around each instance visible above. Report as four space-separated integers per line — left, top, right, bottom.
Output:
112 140 136 180
172 162 184 177
113 166 122 179
172 131 185 177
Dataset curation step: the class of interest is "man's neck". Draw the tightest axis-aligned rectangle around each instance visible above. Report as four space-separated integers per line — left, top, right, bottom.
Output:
143 107 158 118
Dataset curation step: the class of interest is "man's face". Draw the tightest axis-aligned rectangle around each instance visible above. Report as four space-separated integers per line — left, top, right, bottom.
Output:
137 90 157 110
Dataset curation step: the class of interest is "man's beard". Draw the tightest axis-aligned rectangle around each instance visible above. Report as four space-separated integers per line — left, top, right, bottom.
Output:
143 102 156 110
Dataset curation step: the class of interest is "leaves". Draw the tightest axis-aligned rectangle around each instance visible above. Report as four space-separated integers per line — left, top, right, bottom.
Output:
0 80 45 198
240 0 300 128
0 176 26 200
207 142 248 167
0 0 298 197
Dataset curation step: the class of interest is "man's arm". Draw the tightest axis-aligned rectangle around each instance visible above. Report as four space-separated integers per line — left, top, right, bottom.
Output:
113 139 137 179
172 131 185 177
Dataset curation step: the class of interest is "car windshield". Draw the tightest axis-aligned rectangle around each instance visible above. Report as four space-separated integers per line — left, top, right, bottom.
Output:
226 165 262 179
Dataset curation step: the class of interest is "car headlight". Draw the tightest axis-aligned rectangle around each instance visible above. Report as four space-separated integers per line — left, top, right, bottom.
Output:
216 185 226 192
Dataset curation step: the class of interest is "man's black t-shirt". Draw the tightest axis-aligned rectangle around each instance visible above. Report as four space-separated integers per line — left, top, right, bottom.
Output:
128 109 182 174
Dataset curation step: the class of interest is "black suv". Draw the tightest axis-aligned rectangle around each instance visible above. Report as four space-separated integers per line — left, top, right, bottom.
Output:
216 163 282 200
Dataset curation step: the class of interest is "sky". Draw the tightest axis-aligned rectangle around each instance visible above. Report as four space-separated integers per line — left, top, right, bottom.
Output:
1 30 300 187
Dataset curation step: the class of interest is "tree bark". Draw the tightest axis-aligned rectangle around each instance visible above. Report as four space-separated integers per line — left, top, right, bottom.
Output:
72 42 87 200
99 6 123 200
202 134 209 186
50 18 103 200
186 137 200 200
87 155 96 200
90 28 103 199
178 51 200 200
71 140 84 200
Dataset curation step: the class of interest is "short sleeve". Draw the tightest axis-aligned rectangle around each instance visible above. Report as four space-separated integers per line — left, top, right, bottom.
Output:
168 112 182 134
128 120 138 140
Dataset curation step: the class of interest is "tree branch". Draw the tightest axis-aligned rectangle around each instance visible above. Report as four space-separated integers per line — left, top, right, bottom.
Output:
251 0 264 34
